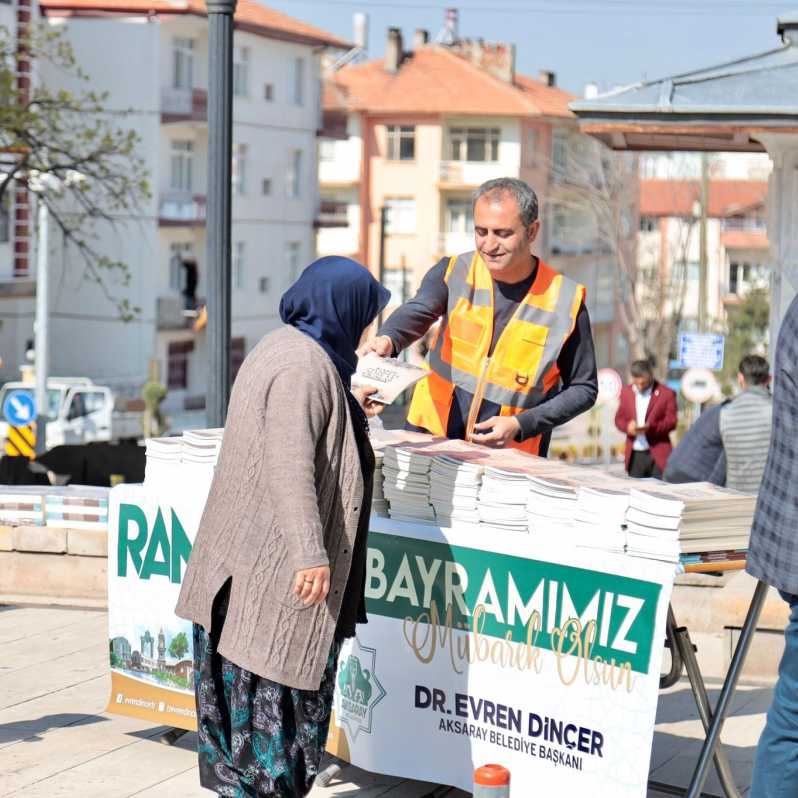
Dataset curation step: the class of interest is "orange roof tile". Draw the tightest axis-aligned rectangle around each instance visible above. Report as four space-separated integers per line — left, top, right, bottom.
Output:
39 0 350 48
721 230 770 250
325 46 575 118
640 179 768 218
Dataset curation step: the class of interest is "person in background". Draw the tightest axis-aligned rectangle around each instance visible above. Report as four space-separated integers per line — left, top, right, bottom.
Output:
176 257 389 798
359 177 597 455
615 359 678 478
719 354 772 493
746 296 798 797
664 399 728 485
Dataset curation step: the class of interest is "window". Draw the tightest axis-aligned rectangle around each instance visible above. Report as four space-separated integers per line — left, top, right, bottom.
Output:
286 149 302 199
293 57 305 105
551 129 568 180
170 140 194 192
232 143 247 195
386 126 415 161
264 83 274 102
261 178 272 196
233 241 245 290
259 276 270 294
385 198 416 234
66 391 106 421
524 128 538 167
729 260 766 294
445 198 473 234
286 241 301 282
167 340 194 390
639 216 657 233
449 127 500 162
596 269 614 308
231 337 246 385
169 242 194 291
0 191 10 243
233 46 249 97
172 37 195 90
319 140 337 163
383 268 412 304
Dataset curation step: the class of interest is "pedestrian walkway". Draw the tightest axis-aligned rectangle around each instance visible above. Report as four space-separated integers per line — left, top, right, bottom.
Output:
0 604 771 796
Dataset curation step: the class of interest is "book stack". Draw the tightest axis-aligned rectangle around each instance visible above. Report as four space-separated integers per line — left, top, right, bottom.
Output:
527 475 579 537
371 449 389 517
573 486 630 554
143 436 182 485
625 483 756 561
382 445 435 523
429 454 484 525
181 429 223 466
478 467 532 533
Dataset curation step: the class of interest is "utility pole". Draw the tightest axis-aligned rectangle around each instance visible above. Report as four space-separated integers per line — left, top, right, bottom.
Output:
378 205 387 326
205 0 236 429
34 198 48 456
698 153 709 332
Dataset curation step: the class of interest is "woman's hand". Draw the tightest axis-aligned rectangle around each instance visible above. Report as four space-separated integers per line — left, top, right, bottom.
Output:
352 385 385 417
293 565 331 606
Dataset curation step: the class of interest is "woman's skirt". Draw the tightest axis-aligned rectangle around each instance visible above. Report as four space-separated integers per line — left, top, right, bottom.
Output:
192 621 341 797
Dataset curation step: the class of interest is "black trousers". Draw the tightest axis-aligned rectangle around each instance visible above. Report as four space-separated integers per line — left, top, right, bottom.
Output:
628 449 663 479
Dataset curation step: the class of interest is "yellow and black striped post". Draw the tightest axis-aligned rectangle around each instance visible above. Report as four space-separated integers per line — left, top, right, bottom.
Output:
5 424 36 459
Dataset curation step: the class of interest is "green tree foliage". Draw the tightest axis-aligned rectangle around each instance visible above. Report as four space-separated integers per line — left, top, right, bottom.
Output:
0 23 150 318
168 631 189 661
722 286 770 388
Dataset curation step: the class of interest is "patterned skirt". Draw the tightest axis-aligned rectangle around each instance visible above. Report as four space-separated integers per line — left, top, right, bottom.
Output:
192 621 341 797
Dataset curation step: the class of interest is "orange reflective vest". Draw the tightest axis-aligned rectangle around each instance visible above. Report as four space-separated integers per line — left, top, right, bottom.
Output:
407 252 585 455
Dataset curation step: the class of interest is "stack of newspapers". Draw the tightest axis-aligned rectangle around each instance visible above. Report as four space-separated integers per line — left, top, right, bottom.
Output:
527 475 579 537
371 449 389 517
181 429 223 466
382 445 435 523
574 485 630 554
478 467 533 532
429 453 484 525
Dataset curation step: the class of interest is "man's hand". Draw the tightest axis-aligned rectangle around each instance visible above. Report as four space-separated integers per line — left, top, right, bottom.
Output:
293 565 331 606
351 385 385 417
470 416 521 448
357 335 394 358
627 420 638 436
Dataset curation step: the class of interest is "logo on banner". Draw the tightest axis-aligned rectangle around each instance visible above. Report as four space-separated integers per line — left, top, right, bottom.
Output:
336 637 386 741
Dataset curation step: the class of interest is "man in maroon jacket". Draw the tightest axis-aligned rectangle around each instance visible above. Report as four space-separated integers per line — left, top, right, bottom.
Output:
615 359 678 478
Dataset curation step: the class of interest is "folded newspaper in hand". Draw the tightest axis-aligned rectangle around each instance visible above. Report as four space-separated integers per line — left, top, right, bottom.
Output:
352 353 426 404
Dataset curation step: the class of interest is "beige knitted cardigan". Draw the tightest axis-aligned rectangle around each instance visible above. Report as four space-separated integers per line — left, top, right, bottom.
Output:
175 326 364 690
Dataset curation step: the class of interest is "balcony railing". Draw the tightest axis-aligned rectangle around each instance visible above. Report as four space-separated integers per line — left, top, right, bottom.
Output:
315 200 349 228
438 160 506 187
720 217 767 232
161 87 208 123
158 192 207 226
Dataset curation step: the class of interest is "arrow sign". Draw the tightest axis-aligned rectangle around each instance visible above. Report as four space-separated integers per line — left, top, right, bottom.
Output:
3 390 36 426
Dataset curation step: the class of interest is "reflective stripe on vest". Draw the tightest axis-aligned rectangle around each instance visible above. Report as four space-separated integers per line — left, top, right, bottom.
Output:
408 251 585 453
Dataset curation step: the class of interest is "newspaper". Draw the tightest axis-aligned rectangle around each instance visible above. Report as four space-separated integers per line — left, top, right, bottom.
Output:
351 353 426 404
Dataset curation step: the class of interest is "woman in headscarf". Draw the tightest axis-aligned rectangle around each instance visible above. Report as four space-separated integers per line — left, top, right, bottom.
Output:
176 256 390 797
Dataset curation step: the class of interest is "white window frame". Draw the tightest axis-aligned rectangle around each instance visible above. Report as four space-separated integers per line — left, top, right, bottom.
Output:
232 143 247 196
172 37 195 91
233 241 246 290
293 57 305 106
445 198 474 234
449 127 501 162
319 139 337 163
286 241 301 282
386 126 415 161
551 129 568 181
170 140 194 192
286 149 302 199
233 46 250 98
385 198 416 234
169 242 193 291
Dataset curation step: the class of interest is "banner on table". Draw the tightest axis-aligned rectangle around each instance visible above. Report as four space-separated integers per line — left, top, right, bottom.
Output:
107 481 673 796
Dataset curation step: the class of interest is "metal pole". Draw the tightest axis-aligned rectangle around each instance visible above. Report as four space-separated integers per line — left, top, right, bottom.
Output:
698 154 709 333
378 205 387 326
205 0 236 428
34 199 48 455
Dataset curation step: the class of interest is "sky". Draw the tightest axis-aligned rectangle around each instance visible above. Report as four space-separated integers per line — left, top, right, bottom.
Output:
266 0 788 95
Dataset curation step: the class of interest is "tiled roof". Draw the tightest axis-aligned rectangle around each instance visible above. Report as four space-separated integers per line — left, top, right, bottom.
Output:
640 180 768 217
324 46 575 118
721 230 770 250
39 0 350 48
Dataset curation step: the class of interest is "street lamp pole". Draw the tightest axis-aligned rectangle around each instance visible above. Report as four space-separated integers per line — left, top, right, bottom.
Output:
34 198 49 455
205 0 236 428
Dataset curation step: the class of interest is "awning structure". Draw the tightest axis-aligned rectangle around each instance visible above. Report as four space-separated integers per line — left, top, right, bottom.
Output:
570 11 798 343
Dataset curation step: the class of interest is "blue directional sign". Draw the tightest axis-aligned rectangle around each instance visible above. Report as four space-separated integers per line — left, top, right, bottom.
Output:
3 390 36 426
677 333 725 371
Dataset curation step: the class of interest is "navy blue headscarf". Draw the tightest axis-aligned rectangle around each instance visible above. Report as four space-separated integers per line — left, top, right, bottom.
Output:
279 256 390 385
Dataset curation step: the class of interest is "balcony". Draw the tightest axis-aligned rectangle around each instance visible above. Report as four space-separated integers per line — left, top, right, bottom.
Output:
157 295 205 331
315 200 349 228
316 226 359 257
435 231 474 256
158 192 206 227
438 160 506 188
161 87 208 124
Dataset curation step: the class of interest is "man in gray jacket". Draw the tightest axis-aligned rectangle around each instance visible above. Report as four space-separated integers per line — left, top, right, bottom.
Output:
719 354 772 493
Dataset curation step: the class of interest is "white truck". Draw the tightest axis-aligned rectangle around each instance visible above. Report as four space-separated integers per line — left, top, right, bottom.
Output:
0 378 143 450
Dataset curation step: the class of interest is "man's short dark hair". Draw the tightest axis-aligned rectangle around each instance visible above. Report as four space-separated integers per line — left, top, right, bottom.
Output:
630 359 653 378
739 354 770 386
473 177 539 227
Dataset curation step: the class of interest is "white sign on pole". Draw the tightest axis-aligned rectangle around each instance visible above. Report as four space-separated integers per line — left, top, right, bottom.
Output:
596 368 623 405
680 368 719 404
677 333 725 371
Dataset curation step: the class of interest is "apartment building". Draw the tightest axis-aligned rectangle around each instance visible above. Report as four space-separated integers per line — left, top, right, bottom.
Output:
1 0 344 420
318 27 634 370
638 178 769 329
